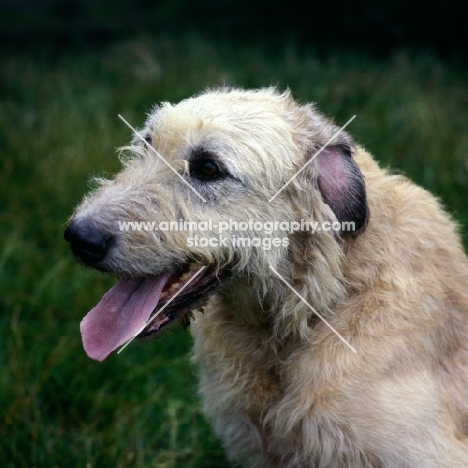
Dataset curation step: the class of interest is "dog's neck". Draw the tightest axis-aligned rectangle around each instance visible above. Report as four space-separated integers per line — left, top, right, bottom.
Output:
218 238 347 340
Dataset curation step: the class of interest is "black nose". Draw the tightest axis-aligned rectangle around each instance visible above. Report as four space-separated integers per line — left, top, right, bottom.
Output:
64 219 113 265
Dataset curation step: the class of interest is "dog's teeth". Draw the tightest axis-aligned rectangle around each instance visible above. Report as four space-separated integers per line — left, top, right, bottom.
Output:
169 282 180 291
160 291 167 298
180 272 192 281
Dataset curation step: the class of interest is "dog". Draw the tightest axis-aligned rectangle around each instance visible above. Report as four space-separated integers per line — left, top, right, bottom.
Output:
65 88 468 467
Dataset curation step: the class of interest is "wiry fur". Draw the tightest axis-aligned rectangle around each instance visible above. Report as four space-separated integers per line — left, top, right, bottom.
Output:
69 88 468 467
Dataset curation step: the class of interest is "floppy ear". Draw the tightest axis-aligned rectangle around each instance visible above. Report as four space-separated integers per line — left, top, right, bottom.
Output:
315 146 369 235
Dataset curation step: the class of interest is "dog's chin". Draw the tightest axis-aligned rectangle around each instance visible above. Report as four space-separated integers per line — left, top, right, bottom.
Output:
79 263 228 362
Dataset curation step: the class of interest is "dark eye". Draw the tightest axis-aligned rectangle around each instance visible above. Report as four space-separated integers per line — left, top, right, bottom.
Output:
144 134 152 146
191 158 222 179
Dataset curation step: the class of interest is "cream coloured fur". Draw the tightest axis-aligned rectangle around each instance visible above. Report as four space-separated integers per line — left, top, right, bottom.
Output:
69 88 468 467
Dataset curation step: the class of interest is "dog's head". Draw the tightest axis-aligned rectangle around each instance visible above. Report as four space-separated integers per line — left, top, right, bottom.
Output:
65 88 369 359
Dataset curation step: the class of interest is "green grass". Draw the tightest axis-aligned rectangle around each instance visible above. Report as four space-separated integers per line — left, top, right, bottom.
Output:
1 35 467 467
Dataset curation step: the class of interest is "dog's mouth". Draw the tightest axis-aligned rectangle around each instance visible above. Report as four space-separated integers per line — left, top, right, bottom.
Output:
80 264 224 362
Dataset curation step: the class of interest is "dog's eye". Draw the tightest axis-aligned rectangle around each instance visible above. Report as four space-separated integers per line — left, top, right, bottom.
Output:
144 135 152 146
199 160 220 177
191 159 222 179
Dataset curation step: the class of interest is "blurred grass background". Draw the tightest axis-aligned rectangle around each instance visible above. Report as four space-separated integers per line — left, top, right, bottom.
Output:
1 1 467 466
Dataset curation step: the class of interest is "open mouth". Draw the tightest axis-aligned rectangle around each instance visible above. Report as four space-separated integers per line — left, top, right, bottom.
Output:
80 264 225 362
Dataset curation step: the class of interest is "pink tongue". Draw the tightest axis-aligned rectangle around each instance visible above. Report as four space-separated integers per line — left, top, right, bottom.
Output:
80 273 171 362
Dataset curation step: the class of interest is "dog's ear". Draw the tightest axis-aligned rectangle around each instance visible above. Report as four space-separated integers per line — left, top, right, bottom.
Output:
315 145 369 235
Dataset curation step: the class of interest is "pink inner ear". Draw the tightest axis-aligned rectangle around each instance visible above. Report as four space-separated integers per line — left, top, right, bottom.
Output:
316 147 350 205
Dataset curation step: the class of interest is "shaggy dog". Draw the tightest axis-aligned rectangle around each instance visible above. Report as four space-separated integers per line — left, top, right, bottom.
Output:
65 88 468 467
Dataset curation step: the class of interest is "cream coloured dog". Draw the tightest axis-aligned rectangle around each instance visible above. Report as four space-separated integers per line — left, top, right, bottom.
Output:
65 88 468 467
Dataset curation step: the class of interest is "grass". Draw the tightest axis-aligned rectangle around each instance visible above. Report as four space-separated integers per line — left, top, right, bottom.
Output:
1 34 467 467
